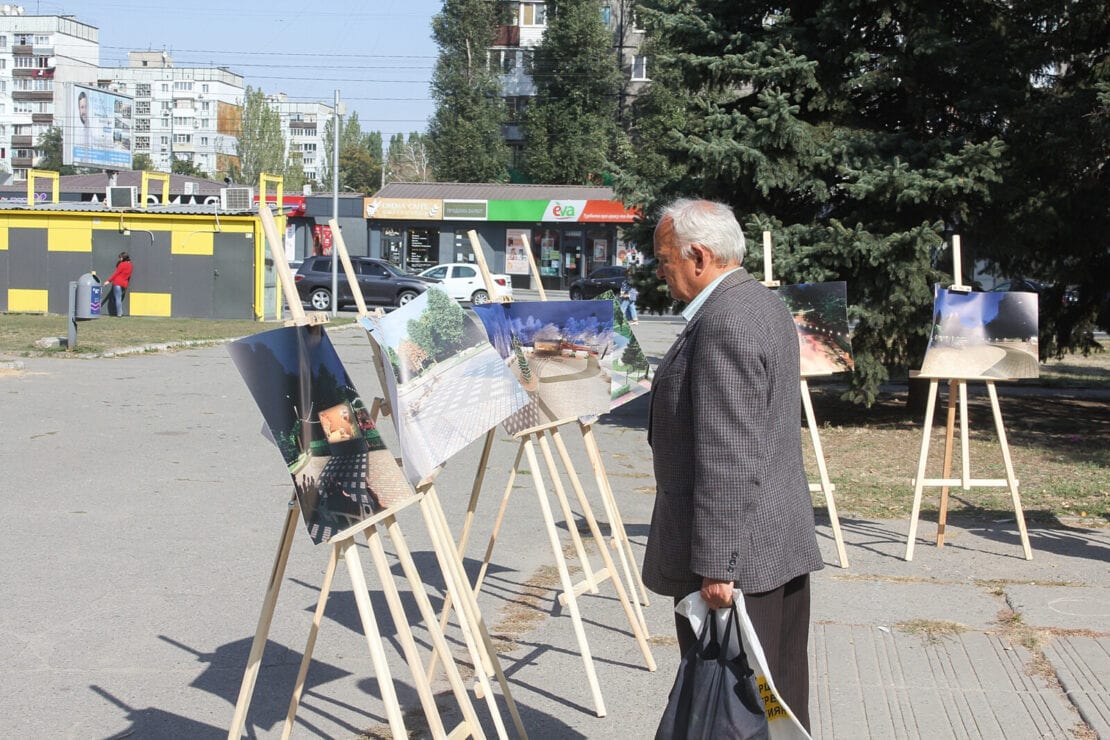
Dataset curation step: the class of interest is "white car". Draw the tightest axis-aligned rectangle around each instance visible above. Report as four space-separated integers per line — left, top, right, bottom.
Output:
418 262 513 304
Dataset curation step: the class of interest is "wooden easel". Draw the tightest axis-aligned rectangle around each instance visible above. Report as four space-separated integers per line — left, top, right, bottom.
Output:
904 235 1032 561
227 205 523 739
469 229 651 616
327 220 527 736
425 231 656 718
762 231 849 568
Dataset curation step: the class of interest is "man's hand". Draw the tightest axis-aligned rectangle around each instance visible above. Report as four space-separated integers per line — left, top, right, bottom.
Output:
700 577 733 609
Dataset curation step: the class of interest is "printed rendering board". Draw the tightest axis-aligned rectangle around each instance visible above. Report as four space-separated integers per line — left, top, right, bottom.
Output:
918 286 1039 379
596 289 652 409
360 286 530 484
472 299 616 435
229 324 413 544
775 282 855 376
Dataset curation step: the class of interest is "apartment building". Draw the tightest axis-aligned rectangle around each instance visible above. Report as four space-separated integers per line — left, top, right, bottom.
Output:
490 0 648 171
0 9 100 182
266 92 332 187
102 51 244 178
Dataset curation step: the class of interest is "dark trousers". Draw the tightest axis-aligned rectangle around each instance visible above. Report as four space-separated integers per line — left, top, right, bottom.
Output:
674 573 812 732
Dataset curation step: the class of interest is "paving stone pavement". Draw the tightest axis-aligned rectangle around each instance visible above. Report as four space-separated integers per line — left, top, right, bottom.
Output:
0 311 1106 739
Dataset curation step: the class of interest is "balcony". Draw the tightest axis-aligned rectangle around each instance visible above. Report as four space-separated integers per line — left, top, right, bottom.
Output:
494 25 520 46
12 155 34 167
31 113 53 124
11 135 33 147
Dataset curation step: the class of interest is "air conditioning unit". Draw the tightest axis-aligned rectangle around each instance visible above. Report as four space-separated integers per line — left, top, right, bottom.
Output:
220 187 253 211
106 186 137 209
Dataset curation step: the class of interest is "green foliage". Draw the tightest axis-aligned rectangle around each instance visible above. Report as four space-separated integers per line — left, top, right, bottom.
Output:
35 127 78 175
428 0 511 182
236 86 286 185
406 289 468 363
171 157 209 179
284 151 307 191
131 153 155 172
320 112 384 193
616 0 1107 404
523 0 624 183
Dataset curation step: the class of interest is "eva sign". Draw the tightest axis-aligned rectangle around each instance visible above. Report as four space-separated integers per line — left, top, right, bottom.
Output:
543 200 587 221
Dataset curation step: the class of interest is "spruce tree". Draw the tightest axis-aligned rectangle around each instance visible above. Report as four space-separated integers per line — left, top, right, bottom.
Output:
524 0 624 183
619 1 1040 404
428 0 512 182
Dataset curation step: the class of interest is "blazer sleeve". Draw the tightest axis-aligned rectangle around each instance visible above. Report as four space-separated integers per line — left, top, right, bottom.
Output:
687 310 770 582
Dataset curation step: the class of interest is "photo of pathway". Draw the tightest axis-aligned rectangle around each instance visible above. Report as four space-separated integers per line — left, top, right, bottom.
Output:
919 286 1039 379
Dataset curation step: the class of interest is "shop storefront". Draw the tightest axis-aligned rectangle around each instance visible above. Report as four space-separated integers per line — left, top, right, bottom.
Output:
364 184 638 289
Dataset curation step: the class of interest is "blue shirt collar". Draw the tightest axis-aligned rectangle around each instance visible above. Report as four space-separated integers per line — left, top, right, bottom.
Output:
681 267 741 322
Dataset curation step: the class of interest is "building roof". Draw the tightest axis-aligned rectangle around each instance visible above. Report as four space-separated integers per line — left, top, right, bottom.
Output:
0 201 260 216
374 182 621 201
0 171 231 197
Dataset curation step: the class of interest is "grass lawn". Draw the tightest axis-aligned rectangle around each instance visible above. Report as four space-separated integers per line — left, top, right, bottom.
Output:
0 313 351 355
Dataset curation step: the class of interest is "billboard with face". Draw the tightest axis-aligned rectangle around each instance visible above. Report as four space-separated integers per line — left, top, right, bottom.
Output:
68 84 133 169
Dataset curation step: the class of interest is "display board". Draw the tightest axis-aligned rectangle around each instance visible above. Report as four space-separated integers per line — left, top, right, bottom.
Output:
228 324 413 543
360 286 529 483
919 286 1039 379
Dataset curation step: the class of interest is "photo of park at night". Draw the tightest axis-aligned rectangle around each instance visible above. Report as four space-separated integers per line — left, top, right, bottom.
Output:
361 287 529 484
228 324 413 544
918 286 1040 379
473 300 616 435
775 282 855 376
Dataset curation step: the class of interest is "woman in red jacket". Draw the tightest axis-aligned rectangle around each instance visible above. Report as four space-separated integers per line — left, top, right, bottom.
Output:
105 252 132 317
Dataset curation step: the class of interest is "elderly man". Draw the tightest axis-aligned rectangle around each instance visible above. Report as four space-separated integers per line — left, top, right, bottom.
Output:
643 198 824 731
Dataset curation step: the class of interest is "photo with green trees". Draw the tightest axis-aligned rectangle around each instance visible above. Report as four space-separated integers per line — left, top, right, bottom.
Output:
775 282 855 376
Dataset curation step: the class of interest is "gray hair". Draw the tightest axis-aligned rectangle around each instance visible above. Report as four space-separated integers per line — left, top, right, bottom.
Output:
659 198 746 266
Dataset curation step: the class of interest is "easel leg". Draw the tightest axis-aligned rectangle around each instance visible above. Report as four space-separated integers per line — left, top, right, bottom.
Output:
541 431 656 672
937 380 958 547
363 522 449 740
376 510 491 740
986 382 1033 560
228 499 300 740
522 436 607 717
420 490 528 739
579 423 650 607
427 429 501 684
280 542 340 740
906 380 939 561
800 379 848 568
339 537 409 738
556 426 650 635
536 432 598 591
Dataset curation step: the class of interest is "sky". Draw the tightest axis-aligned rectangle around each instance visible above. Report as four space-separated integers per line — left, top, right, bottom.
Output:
42 0 442 139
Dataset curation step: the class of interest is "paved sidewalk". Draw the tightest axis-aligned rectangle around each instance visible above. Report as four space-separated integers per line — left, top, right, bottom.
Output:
0 314 1106 739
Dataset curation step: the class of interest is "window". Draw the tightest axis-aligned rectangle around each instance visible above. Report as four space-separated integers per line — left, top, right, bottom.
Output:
160 136 169 146
457 265 477 278
161 83 169 92
506 96 528 123
173 81 193 91
35 101 49 113
0 36 6 47
161 101 173 113
161 117 170 128
600 4 611 27
0 59 6 69
14 56 33 68
200 101 210 111
35 56 50 68
303 143 316 152
173 133 191 143
632 55 649 81
14 168 27 181
201 83 209 93
173 116 190 127
136 101 150 115
522 3 546 26
135 118 150 132
359 261 391 278
199 136 209 145
13 101 31 114
34 35 49 45
198 118 209 128
424 266 449 280
522 49 534 74
136 83 151 97
136 136 150 150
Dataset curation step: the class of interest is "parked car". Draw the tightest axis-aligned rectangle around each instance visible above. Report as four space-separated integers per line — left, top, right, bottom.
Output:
569 265 628 300
294 255 435 311
417 263 513 304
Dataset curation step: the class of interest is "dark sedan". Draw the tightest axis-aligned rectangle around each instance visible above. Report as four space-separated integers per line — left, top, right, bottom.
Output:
569 265 628 300
294 255 435 311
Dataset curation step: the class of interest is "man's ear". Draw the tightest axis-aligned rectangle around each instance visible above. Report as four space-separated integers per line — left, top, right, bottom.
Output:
690 243 708 272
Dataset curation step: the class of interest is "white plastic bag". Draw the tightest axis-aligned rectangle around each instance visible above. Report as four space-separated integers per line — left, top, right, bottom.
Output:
676 591 812 740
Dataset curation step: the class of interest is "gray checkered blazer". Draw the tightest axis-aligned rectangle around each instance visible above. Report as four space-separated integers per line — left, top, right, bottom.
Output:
643 269 824 596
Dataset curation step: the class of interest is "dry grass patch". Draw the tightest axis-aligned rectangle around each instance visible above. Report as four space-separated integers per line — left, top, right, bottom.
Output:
894 618 969 644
